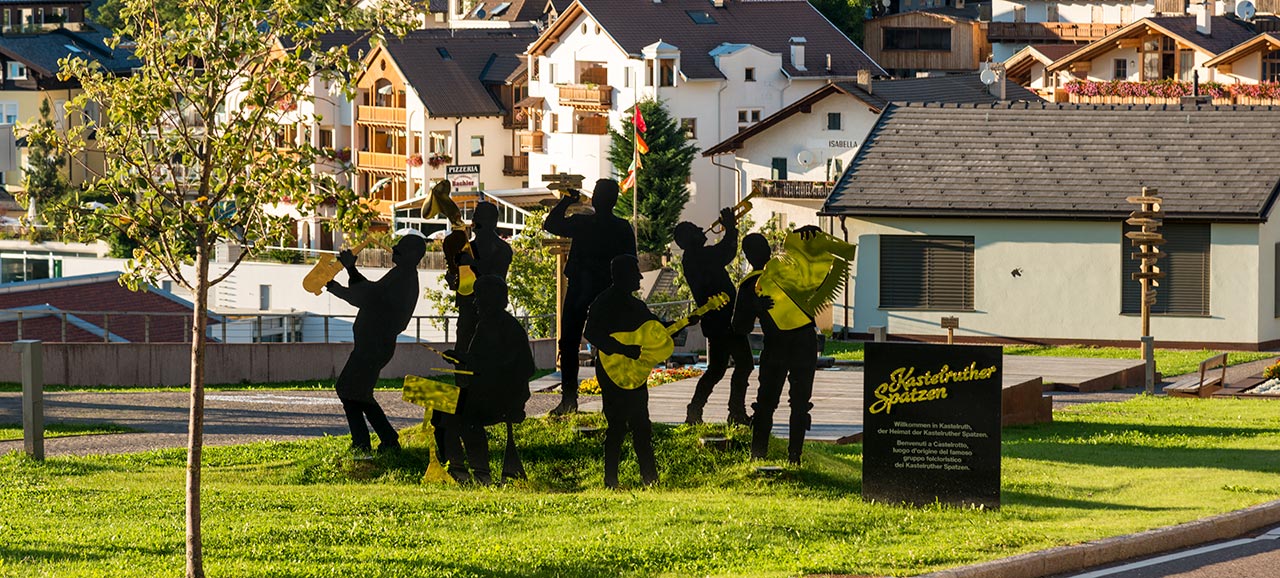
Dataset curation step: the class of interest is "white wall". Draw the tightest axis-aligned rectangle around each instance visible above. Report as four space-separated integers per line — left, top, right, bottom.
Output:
844 217 1264 345
1257 212 1280 344
991 0 1158 23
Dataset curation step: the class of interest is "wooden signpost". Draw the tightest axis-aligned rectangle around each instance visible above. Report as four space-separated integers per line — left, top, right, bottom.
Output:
940 316 959 344
1125 187 1165 394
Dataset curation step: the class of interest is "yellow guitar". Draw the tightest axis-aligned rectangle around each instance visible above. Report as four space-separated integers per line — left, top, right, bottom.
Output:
302 238 372 296
599 293 730 390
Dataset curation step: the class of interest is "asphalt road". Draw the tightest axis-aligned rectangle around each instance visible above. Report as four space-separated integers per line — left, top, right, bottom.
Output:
1055 525 1280 578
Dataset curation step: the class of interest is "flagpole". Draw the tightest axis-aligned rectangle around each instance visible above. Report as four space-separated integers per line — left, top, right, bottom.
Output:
632 102 639 251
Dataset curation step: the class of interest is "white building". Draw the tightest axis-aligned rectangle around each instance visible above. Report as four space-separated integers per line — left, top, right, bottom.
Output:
823 102 1280 349
520 0 884 228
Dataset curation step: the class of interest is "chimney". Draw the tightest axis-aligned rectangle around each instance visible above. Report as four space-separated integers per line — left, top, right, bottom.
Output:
711 0 726 7
826 53 833 72
790 37 807 71
857 69 872 93
1197 1 1214 35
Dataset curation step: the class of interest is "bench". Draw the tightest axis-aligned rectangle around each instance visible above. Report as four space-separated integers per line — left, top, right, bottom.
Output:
1164 353 1227 398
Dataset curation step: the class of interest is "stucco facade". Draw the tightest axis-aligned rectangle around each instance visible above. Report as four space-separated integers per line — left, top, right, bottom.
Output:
841 217 1278 348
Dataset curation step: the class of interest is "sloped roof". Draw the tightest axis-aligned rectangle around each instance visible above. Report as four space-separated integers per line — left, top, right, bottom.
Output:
1049 16 1256 72
531 0 885 78
0 272 220 343
703 73 1041 156
1003 44 1080 82
0 28 136 77
381 28 539 117
822 103 1280 223
1204 33 1280 67
461 0 550 22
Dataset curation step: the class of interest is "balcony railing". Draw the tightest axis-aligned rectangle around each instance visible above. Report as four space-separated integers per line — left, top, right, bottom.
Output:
356 105 406 126
558 84 612 109
357 151 407 172
753 179 834 200
575 116 609 135
519 131 545 153
986 22 1124 43
1154 0 1186 14
504 154 529 176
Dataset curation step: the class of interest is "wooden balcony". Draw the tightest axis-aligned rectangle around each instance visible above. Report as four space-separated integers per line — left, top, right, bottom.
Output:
753 179 834 200
986 22 1124 43
519 131 545 153
575 115 609 135
356 105 406 126
357 151 407 173
558 84 612 110
504 154 529 176
1154 0 1186 14
1259 0 1280 13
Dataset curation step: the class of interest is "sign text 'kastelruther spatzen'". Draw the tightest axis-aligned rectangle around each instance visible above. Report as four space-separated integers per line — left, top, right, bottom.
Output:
862 342 1002 509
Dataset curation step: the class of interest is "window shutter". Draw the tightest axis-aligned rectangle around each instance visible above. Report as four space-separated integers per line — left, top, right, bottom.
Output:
881 236 974 310
1121 223 1209 316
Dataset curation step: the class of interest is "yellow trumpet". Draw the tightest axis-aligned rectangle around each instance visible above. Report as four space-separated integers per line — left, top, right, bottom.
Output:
706 189 759 235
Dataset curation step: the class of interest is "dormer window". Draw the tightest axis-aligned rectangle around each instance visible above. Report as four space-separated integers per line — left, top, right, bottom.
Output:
7 62 27 80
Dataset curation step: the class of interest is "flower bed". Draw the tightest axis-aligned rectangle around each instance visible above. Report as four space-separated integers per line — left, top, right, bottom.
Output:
579 366 704 395
1063 79 1280 104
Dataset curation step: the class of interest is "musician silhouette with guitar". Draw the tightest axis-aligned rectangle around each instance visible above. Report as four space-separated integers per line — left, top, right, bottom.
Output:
675 206 753 426
544 178 636 415
325 234 427 454
440 275 534 484
732 230 820 464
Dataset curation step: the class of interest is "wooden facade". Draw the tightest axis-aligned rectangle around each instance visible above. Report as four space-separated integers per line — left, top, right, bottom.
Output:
864 12 990 73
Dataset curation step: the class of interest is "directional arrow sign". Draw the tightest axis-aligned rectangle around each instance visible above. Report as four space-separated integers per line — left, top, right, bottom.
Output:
1125 231 1164 242
1126 195 1163 204
1126 218 1162 227
1131 272 1166 280
1131 252 1167 260
1130 238 1166 246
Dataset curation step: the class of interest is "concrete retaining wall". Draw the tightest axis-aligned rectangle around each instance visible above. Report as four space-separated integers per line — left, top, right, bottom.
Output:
0 339 557 386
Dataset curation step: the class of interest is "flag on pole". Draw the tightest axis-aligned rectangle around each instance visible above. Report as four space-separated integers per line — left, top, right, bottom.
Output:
634 105 647 134
620 159 637 191
635 132 649 155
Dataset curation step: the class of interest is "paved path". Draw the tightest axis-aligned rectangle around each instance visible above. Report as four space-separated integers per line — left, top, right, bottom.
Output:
1054 525 1280 578
0 389 564 458
0 355 1218 457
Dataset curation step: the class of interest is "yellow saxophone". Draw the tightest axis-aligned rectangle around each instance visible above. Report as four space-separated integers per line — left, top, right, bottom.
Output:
598 293 730 389
756 230 857 330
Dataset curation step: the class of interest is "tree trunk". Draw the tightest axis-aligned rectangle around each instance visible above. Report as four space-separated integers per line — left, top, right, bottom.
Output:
186 238 210 578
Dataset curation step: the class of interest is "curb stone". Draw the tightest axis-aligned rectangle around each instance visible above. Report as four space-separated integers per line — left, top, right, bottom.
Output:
911 498 1280 578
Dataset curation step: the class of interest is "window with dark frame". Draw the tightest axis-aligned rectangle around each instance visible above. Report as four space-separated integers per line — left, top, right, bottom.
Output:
880 235 975 310
827 112 841 130
680 117 696 139
1114 58 1128 80
1121 222 1210 316
882 28 951 51
1265 50 1280 83
745 67 755 82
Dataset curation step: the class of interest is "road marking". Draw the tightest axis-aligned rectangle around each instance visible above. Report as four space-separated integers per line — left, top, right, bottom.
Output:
1067 538 1260 578
206 394 342 406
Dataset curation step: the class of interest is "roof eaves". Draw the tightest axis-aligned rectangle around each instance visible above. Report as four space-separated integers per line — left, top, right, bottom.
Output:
1204 33 1280 67
1047 18 1154 72
702 83 860 157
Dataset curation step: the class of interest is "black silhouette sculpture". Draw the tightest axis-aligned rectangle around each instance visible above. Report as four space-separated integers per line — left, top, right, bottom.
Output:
674 207 753 426
732 232 818 464
584 254 663 488
443 275 535 484
543 178 636 414
326 234 427 453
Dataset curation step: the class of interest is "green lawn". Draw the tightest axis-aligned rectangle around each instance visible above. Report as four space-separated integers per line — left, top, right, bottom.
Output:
824 342 1275 378
0 422 141 441
3 397 1280 577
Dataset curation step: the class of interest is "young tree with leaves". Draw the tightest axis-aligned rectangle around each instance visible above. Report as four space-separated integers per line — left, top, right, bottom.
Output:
56 2 417 576
607 99 698 257
18 99 69 231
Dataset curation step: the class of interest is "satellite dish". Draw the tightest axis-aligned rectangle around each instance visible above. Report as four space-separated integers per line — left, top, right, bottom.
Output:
980 68 998 86
796 150 816 167
1237 0 1256 20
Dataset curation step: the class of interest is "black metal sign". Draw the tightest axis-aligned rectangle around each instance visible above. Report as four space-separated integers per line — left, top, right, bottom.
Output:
862 342 1002 508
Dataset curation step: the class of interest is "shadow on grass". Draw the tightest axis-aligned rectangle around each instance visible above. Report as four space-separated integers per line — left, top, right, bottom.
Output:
1002 490 1194 512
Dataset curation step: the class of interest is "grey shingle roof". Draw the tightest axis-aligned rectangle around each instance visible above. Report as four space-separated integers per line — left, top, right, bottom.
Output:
704 73 1041 156
574 0 885 79
384 28 538 117
822 103 1280 223
838 73 1040 110
0 28 136 77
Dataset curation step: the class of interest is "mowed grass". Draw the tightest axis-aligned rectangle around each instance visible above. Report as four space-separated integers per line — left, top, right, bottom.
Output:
3 397 1280 577
823 341 1275 378
0 422 141 442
